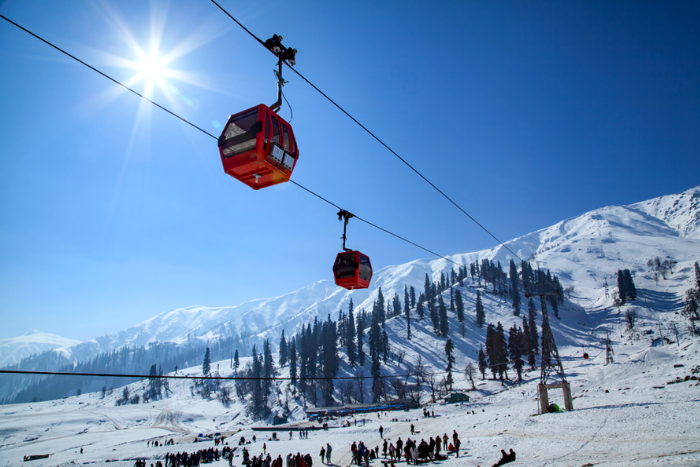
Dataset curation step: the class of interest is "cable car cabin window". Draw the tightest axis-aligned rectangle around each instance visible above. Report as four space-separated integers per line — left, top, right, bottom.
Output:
221 110 262 158
334 253 358 279
282 124 290 152
359 254 372 281
286 125 295 154
270 115 280 146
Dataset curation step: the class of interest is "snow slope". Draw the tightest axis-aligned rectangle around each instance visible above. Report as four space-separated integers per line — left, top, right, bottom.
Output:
0 331 81 368
1 305 699 466
3 186 698 399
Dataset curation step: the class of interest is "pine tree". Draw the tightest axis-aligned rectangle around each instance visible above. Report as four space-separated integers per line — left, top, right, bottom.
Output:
455 289 465 322
368 314 381 360
695 261 700 289
357 312 366 366
520 260 529 291
233 349 240 372
485 324 496 379
410 286 416 308
417 297 425 320
508 324 524 381
548 294 560 319
429 299 440 333
376 288 386 324
251 345 264 415
478 345 487 380
278 331 288 367
438 295 449 337
321 315 339 406
390 293 400 319
617 270 627 305
623 269 637 300
289 339 297 386
202 347 211 376
404 285 410 315
371 355 382 402
510 259 521 316
424 274 432 302
475 290 485 328
347 304 357 366
494 322 508 381
404 286 412 340
445 339 455 391
450 288 455 312
263 339 274 377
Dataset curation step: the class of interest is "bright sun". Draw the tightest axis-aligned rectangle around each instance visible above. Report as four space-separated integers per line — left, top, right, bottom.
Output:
138 54 167 84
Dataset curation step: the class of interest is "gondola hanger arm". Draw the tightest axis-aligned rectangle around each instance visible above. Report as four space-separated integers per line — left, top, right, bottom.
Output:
337 209 355 251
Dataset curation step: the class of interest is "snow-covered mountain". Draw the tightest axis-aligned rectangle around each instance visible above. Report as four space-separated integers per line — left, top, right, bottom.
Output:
5 186 699 370
0 330 81 367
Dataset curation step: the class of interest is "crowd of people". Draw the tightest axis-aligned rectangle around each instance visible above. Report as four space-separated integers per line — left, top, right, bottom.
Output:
346 428 462 466
133 410 518 467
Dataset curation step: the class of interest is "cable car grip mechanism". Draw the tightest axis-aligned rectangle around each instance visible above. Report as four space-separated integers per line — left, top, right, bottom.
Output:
337 209 355 251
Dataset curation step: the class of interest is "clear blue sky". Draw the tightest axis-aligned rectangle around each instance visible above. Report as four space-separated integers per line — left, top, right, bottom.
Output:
1 0 698 340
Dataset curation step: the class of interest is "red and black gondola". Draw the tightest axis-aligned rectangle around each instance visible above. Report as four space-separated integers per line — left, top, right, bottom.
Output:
217 104 298 190
333 250 373 290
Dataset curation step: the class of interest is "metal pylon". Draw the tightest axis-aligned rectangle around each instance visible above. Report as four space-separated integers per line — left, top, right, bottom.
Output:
526 282 573 413
538 293 567 384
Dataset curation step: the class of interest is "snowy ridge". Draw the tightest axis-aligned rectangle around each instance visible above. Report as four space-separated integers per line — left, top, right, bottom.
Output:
5 187 699 367
0 330 81 368
631 186 700 238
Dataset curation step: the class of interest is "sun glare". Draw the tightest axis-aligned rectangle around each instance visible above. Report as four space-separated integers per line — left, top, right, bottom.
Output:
139 54 167 83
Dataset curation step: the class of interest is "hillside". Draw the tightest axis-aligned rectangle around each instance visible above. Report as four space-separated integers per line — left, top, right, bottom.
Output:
0 331 81 368
1 186 699 465
1 186 699 404
1 267 699 465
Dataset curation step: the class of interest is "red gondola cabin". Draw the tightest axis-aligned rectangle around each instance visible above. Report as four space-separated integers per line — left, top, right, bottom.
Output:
333 251 373 290
218 104 298 190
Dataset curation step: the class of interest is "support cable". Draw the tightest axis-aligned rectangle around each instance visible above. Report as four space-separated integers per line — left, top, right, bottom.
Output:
0 13 461 267
208 0 522 262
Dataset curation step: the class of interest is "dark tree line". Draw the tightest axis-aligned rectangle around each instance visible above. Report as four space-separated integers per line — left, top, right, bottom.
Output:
616 269 638 305
481 316 538 384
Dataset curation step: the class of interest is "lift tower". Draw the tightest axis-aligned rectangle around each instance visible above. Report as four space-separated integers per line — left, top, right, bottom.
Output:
525 282 573 414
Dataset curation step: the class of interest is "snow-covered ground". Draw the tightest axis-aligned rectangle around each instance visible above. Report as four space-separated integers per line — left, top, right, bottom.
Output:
1 335 699 466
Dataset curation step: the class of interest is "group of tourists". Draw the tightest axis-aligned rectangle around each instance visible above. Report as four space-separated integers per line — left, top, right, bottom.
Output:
147 438 175 447
146 446 224 466
318 443 333 464
348 429 462 466
290 429 312 439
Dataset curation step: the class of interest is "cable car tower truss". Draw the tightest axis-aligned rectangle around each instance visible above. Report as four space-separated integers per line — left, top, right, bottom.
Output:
525 282 574 414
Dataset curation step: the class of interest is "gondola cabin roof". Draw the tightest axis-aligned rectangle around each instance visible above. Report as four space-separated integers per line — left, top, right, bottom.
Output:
217 104 298 190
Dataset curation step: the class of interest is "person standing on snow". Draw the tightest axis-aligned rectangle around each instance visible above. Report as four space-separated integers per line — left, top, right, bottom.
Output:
326 443 332 464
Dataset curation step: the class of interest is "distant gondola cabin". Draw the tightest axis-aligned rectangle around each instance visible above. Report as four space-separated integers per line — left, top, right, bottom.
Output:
333 251 373 290
218 104 298 189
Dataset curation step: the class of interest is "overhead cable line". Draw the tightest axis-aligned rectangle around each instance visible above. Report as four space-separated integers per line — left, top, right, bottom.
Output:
208 0 522 262
0 14 460 267
0 369 447 382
